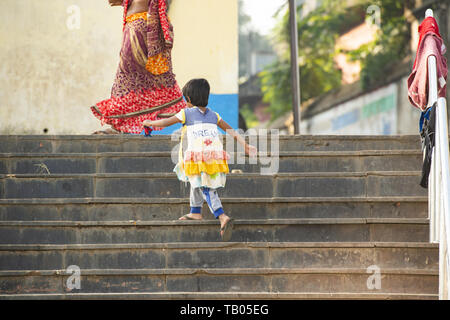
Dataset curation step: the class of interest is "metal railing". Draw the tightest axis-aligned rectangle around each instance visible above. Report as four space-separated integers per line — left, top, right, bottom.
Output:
425 9 450 300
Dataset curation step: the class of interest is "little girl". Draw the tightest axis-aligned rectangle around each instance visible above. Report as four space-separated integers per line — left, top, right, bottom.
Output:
143 78 257 241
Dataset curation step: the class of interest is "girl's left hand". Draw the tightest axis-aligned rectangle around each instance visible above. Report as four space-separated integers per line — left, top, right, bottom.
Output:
245 144 258 157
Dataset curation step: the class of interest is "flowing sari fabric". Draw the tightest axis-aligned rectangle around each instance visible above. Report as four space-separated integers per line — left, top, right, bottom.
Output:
91 0 186 134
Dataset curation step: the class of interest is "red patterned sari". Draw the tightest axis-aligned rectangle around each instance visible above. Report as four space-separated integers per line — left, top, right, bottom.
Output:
91 0 186 134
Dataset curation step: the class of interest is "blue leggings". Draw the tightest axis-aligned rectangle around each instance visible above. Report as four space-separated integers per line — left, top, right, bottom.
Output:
189 187 224 219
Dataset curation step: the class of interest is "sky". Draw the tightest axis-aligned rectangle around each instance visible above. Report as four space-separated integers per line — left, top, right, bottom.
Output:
241 0 287 35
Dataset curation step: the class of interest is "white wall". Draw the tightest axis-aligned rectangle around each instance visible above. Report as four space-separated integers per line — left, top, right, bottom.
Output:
300 78 422 135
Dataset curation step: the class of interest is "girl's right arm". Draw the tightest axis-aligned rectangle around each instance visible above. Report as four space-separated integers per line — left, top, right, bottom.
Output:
143 116 181 128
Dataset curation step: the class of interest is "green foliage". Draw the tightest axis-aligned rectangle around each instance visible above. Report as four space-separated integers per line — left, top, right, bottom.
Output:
240 103 260 128
260 61 291 120
260 0 410 121
350 1 410 89
261 0 355 120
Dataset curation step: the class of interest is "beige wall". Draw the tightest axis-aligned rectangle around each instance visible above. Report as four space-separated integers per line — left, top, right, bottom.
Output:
0 0 238 135
171 0 238 94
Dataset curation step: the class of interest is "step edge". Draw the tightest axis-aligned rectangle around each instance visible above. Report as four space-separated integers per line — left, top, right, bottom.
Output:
0 171 423 179
0 267 439 277
0 218 430 227
0 134 423 140
0 242 439 251
0 292 438 300
0 196 429 205
0 150 423 158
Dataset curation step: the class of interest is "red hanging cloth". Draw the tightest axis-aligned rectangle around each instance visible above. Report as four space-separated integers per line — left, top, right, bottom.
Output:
408 16 447 111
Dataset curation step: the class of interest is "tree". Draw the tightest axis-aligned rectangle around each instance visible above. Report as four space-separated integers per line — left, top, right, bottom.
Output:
260 0 410 121
348 0 410 89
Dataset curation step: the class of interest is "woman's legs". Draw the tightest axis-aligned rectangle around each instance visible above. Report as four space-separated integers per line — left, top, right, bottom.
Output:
92 127 121 135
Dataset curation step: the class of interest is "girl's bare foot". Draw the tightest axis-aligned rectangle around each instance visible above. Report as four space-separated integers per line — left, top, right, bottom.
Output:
218 214 233 241
92 128 120 135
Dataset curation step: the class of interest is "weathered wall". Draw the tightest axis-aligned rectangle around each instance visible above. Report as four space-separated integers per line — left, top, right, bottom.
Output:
0 0 238 135
0 0 122 134
300 77 422 135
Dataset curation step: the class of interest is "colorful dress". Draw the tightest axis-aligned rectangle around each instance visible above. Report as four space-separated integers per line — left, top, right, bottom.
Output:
174 107 230 189
91 0 186 134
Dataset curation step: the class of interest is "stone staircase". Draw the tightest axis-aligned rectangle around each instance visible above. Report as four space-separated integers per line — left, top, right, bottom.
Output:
0 135 438 299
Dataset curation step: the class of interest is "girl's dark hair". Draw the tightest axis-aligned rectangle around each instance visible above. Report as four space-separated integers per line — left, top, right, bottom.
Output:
182 78 210 107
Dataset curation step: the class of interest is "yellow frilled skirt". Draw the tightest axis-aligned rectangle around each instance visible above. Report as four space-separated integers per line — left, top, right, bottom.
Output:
182 160 229 176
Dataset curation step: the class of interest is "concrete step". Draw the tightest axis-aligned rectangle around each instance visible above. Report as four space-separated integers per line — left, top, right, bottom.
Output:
0 267 438 295
0 135 434 300
0 150 423 174
0 172 427 199
0 218 429 244
0 292 438 300
0 197 428 221
0 135 422 153
0 242 438 271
